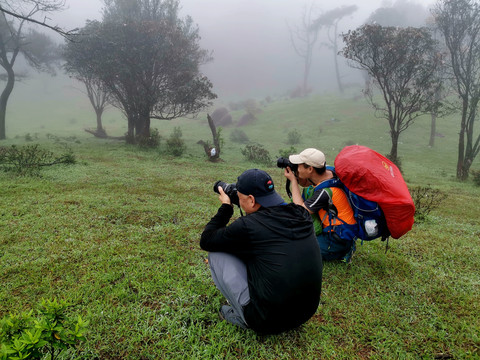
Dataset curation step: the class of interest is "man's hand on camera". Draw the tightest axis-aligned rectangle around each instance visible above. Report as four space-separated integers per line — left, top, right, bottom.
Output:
284 167 297 183
217 186 232 206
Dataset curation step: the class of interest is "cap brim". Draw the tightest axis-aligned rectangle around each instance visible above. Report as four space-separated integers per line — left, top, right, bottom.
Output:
255 191 285 208
289 154 303 164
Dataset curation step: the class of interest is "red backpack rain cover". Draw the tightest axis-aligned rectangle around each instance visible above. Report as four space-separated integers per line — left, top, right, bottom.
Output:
334 145 415 239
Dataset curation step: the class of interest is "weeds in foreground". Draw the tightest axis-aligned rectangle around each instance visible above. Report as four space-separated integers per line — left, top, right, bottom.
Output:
0 298 87 360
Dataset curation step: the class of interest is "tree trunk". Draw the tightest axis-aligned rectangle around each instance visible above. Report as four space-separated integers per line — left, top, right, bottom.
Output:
126 114 135 143
135 115 150 139
333 22 343 94
0 65 15 140
457 101 468 180
302 48 312 97
429 112 436 147
95 109 106 136
389 130 399 164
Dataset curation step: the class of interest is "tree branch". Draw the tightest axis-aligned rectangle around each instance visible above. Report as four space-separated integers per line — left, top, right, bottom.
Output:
0 5 77 39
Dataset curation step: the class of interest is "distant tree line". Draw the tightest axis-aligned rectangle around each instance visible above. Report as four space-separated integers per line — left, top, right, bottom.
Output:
2 0 480 180
287 0 479 180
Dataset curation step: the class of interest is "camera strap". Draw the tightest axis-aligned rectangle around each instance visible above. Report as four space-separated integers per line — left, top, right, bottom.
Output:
285 179 292 198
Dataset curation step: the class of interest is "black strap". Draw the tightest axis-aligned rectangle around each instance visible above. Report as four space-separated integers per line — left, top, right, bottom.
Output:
285 179 292 198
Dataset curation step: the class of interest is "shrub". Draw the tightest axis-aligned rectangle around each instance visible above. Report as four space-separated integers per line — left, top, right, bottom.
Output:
241 143 272 165
166 127 186 156
410 186 447 222
0 144 76 176
287 129 301 145
237 113 256 127
0 298 88 360
228 99 263 116
278 146 298 159
210 107 232 126
138 128 162 148
471 169 480 186
230 129 249 143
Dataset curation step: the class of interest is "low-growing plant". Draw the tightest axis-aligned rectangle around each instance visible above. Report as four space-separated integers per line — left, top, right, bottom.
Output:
166 127 186 156
138 128 162 149
287 129 301 145
410 185 447 222
278 146 298 159
0 298 88 360
230 129 249 143
0 144 76 176
241 143 272 165
471 169 480 187
46 134 81 144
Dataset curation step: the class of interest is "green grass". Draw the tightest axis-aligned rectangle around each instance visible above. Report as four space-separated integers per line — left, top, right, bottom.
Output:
1 91 479 359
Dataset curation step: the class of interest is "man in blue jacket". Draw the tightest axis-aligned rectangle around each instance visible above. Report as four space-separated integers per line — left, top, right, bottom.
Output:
200 169 323 334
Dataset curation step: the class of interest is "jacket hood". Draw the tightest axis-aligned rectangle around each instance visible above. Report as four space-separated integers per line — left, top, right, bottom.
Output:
253 203 314 239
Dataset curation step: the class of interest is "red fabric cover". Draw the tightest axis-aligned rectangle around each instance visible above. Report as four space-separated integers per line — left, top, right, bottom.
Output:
334 145 415 239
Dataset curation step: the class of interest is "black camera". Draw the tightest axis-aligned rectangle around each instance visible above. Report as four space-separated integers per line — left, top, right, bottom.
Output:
213 180 239 206
276 157 298 173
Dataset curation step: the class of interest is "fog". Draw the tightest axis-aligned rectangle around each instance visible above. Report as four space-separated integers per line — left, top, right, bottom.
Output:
5 0 435 135
38 0 432 100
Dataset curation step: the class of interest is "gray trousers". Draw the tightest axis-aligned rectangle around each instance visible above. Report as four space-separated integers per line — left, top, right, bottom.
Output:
208 252 250 327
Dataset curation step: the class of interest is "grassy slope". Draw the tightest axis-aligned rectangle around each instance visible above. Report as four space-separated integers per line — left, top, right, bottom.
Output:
1 91 479 359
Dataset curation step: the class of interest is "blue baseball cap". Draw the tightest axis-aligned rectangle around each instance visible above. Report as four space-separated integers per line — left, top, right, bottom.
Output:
236 169 285 207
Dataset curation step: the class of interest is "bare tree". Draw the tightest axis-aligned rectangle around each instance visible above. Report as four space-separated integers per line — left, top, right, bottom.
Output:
0 2 60 140
0 0 74 38
432 0 480 180
311 5 357 94
342 25 443 164
197 114 222 162
287 3 320 97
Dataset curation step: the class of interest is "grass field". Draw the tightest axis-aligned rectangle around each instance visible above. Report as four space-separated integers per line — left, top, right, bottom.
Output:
1 88 479 359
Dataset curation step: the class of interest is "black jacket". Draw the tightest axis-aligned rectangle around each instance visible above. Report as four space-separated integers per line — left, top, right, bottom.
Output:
200 203 323 334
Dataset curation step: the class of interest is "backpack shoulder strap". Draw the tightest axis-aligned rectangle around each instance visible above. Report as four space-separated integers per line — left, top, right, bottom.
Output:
313 166 343 191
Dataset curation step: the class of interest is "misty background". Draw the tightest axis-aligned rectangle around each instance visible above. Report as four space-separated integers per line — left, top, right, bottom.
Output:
8 0 434 135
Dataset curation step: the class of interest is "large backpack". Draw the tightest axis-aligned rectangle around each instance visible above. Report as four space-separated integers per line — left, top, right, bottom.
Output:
303 145 415 242
334 145 415 239
304 167 389 242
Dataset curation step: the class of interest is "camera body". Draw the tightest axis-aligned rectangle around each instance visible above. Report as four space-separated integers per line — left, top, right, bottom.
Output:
213 180 239 206
276 157 298 173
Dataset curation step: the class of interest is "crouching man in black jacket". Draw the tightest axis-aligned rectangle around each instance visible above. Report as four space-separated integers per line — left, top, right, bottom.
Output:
200 168 323 334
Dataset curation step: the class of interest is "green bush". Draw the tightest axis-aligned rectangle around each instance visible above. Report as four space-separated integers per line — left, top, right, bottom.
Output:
241 143 272 165
0 298 87 360
166 127 186 156
278 146 298 159
229 129 249 143
0 144 76 176
410 186 447 222
471 169 480 186
138 128 162 148
286 129 301 145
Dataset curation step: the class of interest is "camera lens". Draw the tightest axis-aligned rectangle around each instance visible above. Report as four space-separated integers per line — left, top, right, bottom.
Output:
277 157 297 172
213 180 239 206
